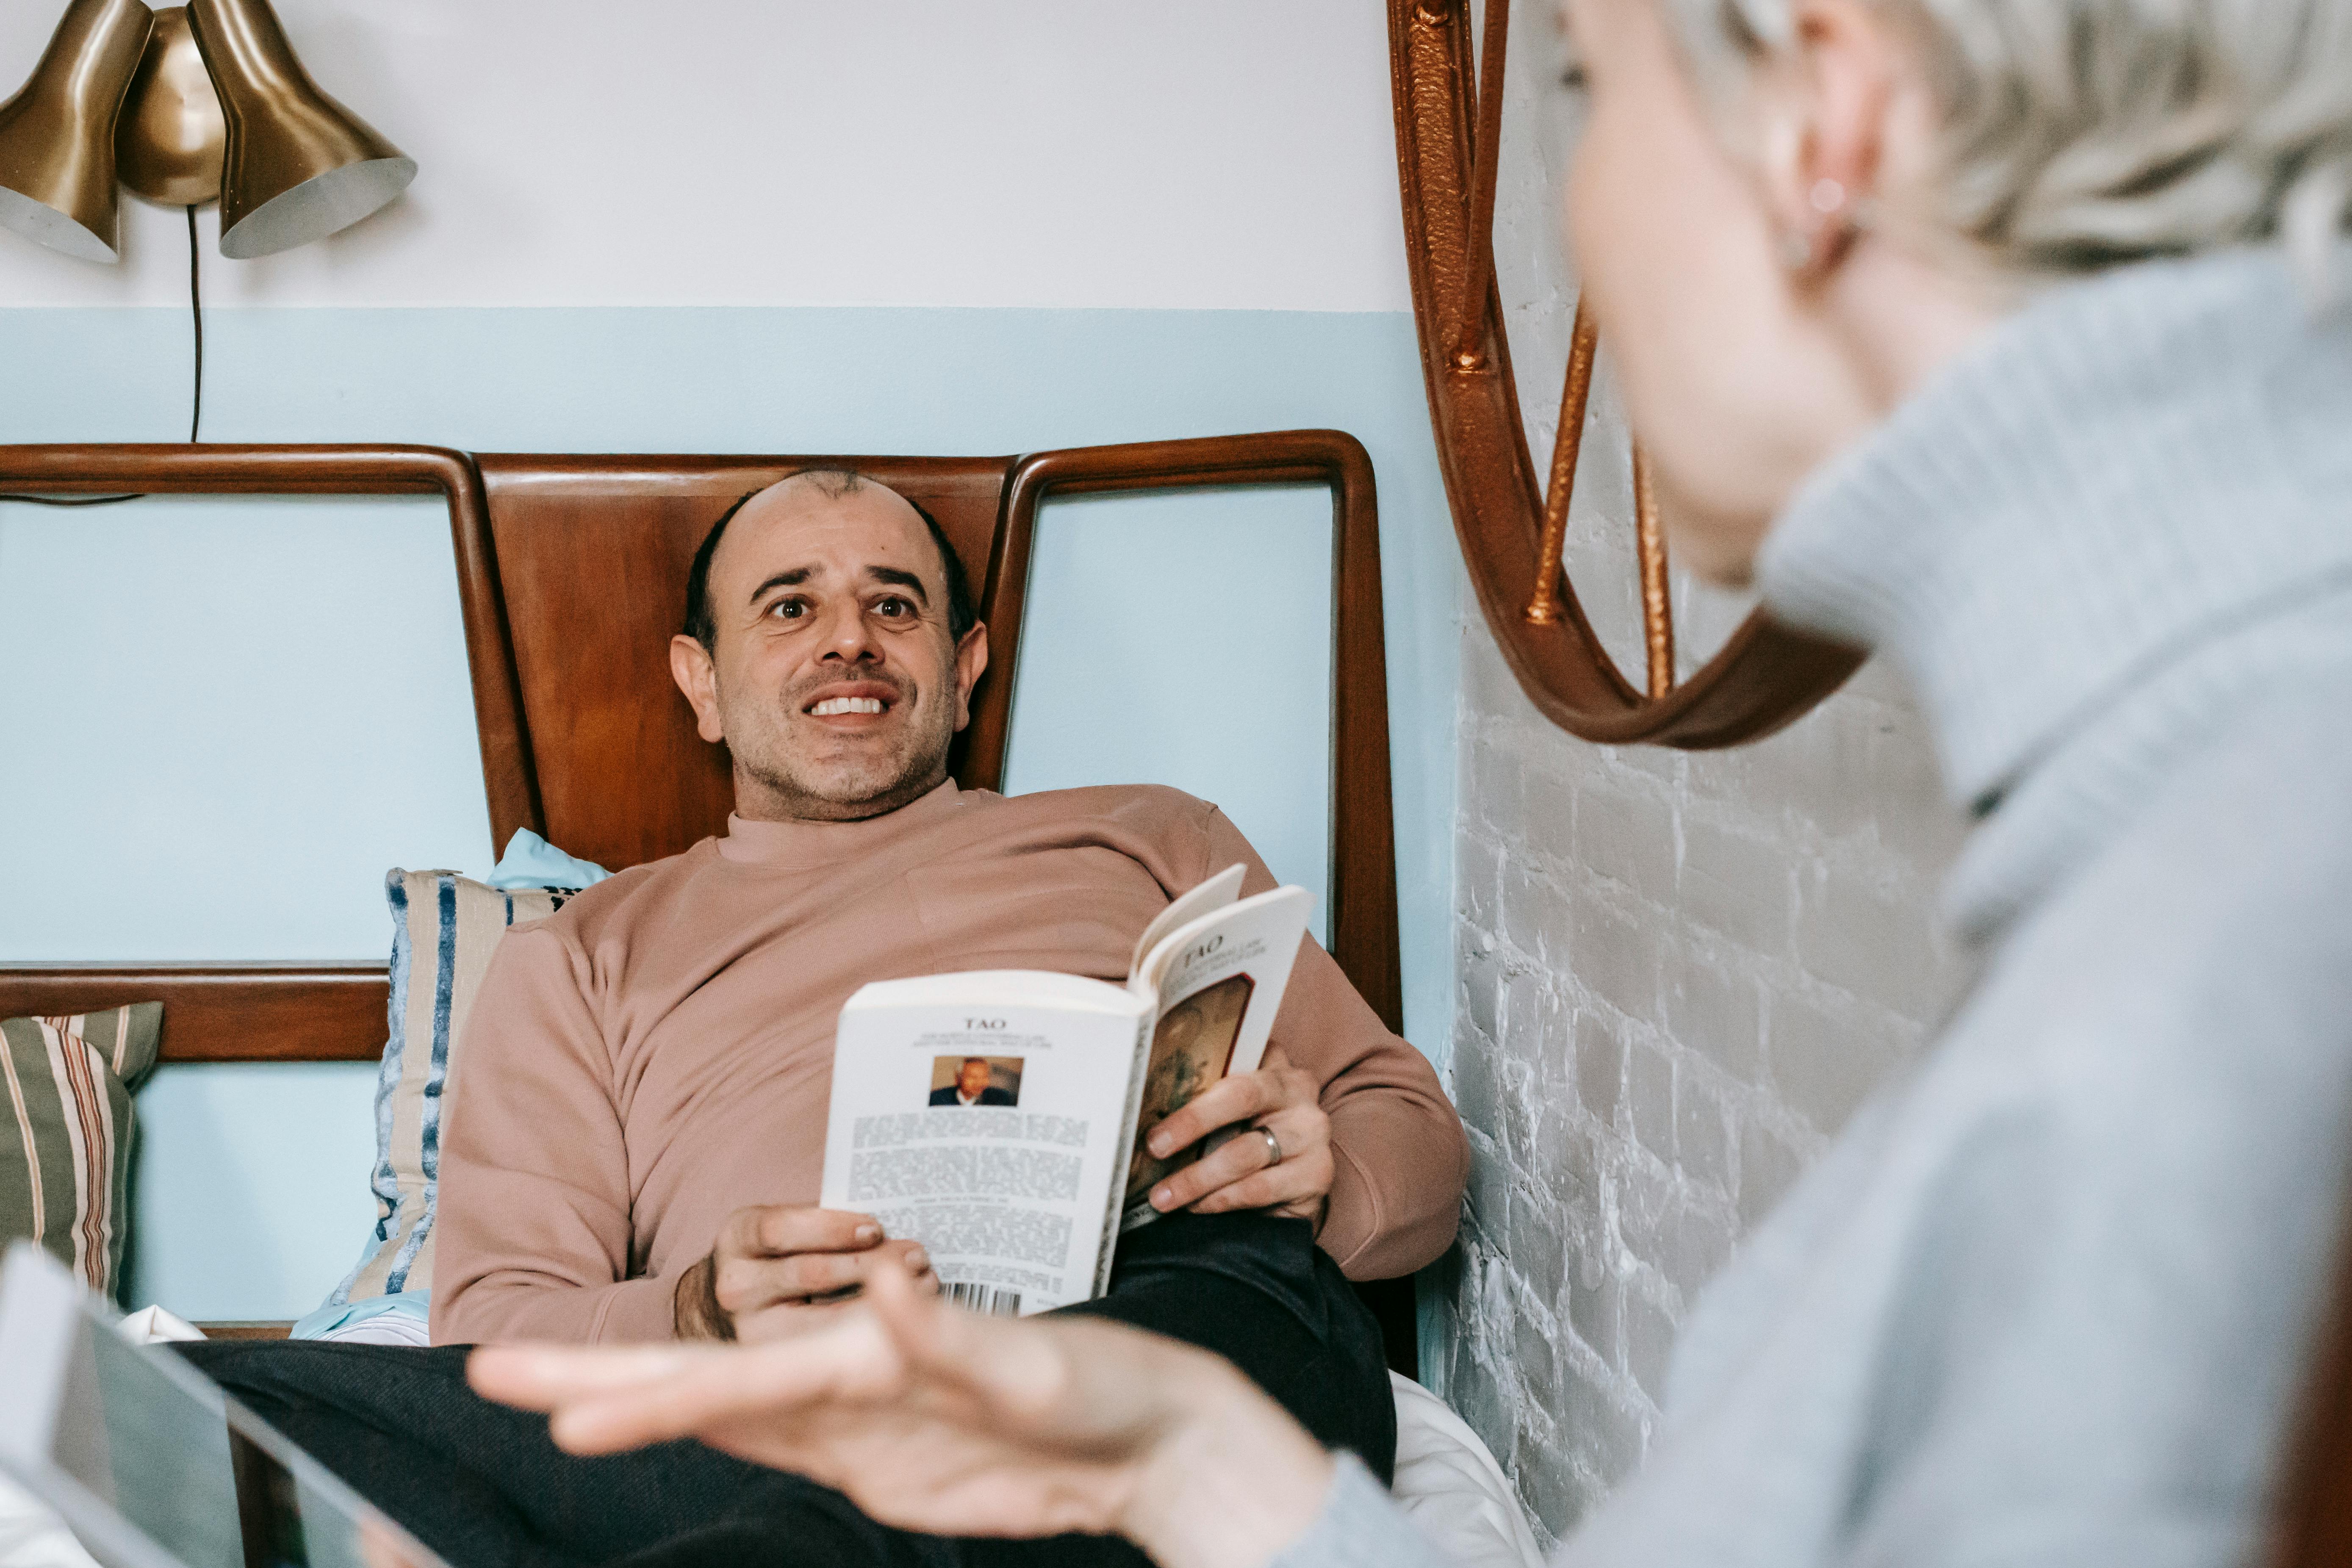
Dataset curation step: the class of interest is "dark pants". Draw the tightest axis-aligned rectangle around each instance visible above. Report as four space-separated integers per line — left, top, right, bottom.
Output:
178 1212 1394 1568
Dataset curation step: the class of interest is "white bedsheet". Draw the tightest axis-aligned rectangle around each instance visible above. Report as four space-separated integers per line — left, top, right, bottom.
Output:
1388 1371 1546 1568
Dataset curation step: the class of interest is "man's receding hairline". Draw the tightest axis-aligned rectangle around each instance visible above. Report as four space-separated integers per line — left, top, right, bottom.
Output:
768 467 866 501
683 466 978 649
722 471 930 569
715 476 942 602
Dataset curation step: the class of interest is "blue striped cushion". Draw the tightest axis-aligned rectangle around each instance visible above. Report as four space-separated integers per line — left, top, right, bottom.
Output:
324 871 575 1310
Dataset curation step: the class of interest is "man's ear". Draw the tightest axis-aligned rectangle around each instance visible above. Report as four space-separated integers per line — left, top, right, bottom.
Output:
670 634 728 744
950 622 990 733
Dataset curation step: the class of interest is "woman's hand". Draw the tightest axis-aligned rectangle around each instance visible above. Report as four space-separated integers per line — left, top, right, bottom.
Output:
1141 1045 1333 1224
471 1260 1334 1568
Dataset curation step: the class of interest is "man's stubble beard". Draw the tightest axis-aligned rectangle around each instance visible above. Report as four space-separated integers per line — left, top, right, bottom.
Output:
719 670 958 824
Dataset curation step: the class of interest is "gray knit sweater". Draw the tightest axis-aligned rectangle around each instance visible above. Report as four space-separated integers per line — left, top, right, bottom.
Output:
1279 247 2352 1568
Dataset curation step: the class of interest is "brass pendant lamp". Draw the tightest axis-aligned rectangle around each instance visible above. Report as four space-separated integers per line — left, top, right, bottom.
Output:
0 0 151 261
0 0 412 263
188 0 414 258
116 6 224 207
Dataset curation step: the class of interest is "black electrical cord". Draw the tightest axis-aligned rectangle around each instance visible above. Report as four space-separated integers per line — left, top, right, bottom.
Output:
186 200 203 443
0 203 205 508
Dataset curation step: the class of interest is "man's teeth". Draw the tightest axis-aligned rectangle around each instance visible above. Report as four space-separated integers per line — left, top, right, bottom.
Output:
810 697 886 716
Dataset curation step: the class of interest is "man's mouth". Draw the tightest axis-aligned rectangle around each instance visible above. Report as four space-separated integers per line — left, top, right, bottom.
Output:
800 681 901 726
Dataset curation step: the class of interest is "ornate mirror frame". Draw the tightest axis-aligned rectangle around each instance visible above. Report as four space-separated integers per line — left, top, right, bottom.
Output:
1389 0 1864 748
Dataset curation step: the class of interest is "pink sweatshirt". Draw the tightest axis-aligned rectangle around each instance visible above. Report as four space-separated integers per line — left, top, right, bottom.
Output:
431 781 1467 1344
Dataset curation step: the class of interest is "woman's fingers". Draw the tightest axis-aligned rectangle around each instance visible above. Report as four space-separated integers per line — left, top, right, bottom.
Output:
467 1343 703 1409
474 1258 1262 1554
868 1259 1211 1458
468 1303 919 1457
475 1259 1169 1466
552 1266 1027 1462
867 1257 1075 1418
551 1314 909 1455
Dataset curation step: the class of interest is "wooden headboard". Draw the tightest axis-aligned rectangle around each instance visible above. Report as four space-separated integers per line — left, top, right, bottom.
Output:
0 432 1396 1049
0 432 1420 1360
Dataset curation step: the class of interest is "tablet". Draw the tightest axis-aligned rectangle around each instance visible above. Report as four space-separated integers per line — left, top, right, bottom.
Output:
0 1243 449 1568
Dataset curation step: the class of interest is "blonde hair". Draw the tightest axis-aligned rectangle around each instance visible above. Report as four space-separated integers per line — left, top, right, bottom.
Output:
1664 0 2352 288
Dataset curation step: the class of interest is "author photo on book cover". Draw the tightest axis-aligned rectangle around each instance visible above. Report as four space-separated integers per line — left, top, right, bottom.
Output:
927 1055 1020 1108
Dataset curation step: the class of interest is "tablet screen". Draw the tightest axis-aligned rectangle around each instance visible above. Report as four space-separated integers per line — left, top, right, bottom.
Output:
62 1307 245 1568
0 1245 442 1568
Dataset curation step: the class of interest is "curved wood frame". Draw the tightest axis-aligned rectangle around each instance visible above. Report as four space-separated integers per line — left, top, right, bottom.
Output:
1389 0 1863 747
984 430 1401 1030
0 443 537 821
0 433 1419 1367
0 444 503 1063
0 432 1401 1042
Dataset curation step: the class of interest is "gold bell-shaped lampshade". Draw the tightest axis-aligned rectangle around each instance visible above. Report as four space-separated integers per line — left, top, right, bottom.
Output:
187 0 413 259
116 6 226 207
0 0 154 262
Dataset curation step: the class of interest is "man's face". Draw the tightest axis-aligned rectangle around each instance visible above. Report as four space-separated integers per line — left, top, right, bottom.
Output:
669 477 988 822
958 1059 992 1100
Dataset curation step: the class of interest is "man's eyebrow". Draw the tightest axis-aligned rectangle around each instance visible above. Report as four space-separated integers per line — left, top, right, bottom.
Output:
745 564 931 606
747 567 811 604
867 566 930 603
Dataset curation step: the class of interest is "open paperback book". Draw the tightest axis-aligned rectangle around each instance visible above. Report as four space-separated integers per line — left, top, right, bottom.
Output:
818 864 1311 1317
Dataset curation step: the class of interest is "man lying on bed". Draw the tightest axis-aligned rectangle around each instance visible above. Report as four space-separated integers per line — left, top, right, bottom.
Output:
180 468 1466 1568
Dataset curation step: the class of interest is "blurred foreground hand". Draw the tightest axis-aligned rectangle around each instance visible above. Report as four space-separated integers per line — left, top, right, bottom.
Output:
469 1259 1335 1568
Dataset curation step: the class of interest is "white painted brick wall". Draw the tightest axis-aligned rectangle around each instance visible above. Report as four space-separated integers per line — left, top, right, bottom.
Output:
1424 0 1973 1547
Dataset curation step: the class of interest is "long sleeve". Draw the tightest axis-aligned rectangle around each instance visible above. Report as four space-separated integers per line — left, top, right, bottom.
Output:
1207 810 1469 1279
1272 1456 1455 1568
429 926 678 1345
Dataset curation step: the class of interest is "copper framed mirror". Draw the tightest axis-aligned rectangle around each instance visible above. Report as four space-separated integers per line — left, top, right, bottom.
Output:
1389 0 1864 748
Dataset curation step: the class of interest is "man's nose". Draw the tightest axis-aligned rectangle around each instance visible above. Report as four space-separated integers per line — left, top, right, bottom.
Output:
814 599 881 662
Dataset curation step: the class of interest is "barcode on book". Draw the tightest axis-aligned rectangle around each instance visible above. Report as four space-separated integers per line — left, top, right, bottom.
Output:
944 1280 1023 1316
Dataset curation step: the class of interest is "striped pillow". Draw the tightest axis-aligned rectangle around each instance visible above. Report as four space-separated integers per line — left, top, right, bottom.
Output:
0 1004 163 1296
326 871 574 1308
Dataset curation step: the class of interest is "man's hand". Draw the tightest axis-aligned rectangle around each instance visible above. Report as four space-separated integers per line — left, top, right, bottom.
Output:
476 1259 1335 1568
1139 1045 1333 1224
674 1205 938 1342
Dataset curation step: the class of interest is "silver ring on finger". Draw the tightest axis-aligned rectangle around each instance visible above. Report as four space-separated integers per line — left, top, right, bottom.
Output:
1258 1126 1283 1168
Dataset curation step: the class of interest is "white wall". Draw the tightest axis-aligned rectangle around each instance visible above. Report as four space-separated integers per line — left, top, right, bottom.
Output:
0 0 1410 310
0 2 1462 1317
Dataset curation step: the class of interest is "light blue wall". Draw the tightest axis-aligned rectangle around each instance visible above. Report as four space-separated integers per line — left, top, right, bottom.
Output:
0 305 1460 1318
0 496 490 959
1004 486 1336 938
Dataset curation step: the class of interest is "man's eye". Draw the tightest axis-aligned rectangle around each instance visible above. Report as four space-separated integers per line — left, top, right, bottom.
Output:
875 598 913 619
767 598 807 620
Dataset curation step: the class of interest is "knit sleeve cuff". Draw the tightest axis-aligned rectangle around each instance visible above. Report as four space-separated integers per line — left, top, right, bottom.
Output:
1268 1453 1447 1568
